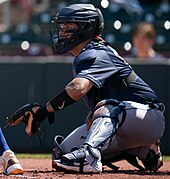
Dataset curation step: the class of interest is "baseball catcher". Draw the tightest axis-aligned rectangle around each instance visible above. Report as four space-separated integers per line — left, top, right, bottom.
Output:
6 4 165 174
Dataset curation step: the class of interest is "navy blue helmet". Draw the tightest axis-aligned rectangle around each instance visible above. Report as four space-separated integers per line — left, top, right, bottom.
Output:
50 4 104 55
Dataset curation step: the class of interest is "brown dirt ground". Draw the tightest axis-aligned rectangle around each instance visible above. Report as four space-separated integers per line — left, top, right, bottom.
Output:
0 158 170 179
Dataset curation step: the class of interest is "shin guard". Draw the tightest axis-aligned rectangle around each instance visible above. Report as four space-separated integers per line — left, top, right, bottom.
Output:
83 99 126 170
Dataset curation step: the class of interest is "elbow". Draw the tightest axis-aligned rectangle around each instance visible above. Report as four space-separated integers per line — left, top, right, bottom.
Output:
69 88 86 100
65 79 92 100
66 85 87 100
76 89 87 99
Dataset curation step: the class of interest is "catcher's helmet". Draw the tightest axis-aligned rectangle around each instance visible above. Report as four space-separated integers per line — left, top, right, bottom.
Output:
50 4 104 55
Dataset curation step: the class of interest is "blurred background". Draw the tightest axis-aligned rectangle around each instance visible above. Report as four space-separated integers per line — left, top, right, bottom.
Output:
0 0 169 57
0 0 170 154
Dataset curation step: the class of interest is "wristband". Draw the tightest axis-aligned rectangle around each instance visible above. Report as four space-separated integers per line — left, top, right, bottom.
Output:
49 89 76 111
34 106 50 123
34 106 55 124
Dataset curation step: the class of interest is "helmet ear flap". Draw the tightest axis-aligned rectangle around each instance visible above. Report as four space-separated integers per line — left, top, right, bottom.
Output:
95 8 104 36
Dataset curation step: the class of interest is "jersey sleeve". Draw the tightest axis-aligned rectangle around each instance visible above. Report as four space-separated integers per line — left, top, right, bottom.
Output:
73 48 118 88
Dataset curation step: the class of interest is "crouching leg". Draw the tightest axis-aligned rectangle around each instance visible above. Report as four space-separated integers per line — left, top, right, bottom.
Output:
55 99 126 173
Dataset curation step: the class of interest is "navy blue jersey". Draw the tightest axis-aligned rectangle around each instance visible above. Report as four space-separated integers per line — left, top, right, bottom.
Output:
72 39 159 111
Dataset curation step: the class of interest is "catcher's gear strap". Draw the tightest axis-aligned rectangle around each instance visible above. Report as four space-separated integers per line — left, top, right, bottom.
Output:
94 99 125 111
148 102 165 112
114 70 137 91
123 152 145 171
93 99 126 128
102 152 144 171
49 89 76 111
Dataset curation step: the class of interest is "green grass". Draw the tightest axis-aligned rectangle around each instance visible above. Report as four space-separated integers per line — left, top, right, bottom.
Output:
163 156 170 161
16 153 51 159
15 153 170 161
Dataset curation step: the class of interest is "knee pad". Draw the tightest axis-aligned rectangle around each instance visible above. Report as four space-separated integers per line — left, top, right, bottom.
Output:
92 99 126 126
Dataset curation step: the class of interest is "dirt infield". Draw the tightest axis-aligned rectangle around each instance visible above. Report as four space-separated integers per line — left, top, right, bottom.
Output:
0 158 170 179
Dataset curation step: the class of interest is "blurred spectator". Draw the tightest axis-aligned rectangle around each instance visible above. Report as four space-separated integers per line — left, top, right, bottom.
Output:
125 22 166 63
112 0 143 15
10 0 32 22
138 0 165 4
27 43 53 56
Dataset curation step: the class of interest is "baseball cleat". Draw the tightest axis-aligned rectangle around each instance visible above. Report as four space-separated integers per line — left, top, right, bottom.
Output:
4 158 24 175
52 159 68 172
0 150 23 175
53 145 102 173
53 159 100 173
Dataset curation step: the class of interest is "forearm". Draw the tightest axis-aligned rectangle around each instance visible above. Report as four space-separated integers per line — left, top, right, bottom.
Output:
47 89 77 112
33 78 92 123
32 89 76 124
46 79 88 112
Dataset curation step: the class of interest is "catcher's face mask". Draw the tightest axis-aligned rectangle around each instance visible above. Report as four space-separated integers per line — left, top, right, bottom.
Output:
51 23 81 54
50 20 88 55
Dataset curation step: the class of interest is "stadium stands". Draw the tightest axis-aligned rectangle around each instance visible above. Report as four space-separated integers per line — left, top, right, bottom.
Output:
0 0 169 57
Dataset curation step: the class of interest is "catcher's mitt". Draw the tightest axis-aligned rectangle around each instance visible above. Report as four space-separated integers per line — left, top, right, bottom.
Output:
5 103 42 136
